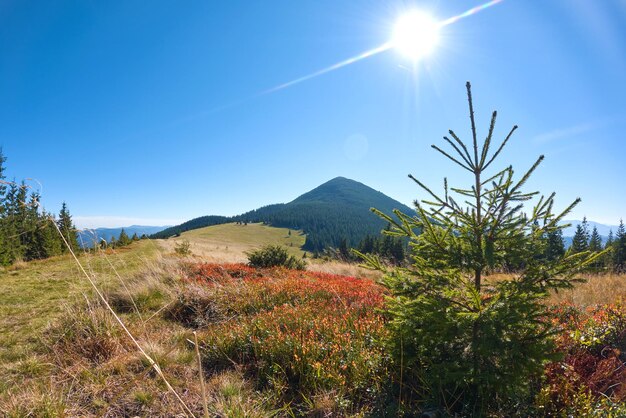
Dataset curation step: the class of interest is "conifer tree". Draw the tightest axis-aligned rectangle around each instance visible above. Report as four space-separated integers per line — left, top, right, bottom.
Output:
39 211 63 258
57 202 79 252
0 149 8 265
570 217 589 253
0 181 23 264
603 230 615 270
117 228 131 247
360 83 597 415
588 226 604 271
589 226 602 252
606 230 614 247
614 220 626 272
544 228 565 261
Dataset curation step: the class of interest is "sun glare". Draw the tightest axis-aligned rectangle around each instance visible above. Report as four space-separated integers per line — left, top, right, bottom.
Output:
392 11 440 60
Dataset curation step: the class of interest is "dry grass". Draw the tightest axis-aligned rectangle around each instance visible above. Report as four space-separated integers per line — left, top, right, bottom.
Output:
158 222 306 263
307 259 382 281
485 272 626 307
548 273 626 306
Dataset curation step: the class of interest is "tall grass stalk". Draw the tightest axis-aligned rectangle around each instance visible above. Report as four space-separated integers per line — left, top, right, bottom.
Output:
194 331 210 418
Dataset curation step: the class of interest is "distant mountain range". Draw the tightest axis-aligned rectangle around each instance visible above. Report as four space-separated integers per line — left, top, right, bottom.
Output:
151 177 414 251
561 220 620 238
77 225 170 247
558 219 621 247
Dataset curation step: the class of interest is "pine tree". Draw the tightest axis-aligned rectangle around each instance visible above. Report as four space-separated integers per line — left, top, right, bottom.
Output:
545 228 565 261
570 217 589 253
588 226 603 271
606 230 614 247
0 181 23 264
0 149 8 265
603 230 615 270
24 192 44 260
0 148 6 200
589 226 602 252
360 83 597 414
614 220 626 272
0 150 66 265
358 235 375 254
337 238 350 260
39 211 63 258
57 202 79 252
117 228 131 247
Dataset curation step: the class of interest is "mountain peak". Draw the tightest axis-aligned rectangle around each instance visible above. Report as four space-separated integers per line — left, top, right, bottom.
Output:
291 177 400 207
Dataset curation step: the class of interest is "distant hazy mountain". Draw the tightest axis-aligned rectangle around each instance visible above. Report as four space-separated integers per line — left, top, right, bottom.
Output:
561 219 621 247
78 225 170 247
152 177 414 251
561 220 619 237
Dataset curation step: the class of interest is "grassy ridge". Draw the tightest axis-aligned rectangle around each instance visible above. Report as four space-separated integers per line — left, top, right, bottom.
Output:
159 222 307 263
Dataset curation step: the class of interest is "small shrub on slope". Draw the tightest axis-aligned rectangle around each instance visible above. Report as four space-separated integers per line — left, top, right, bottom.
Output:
247 244 306 270
174 239 192 256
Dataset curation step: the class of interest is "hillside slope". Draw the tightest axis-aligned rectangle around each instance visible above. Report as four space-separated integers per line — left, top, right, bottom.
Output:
152 177 414 252
159 222 305 263
236 177 414 251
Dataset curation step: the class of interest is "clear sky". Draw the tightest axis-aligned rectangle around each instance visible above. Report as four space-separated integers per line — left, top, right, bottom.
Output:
1 0 625 228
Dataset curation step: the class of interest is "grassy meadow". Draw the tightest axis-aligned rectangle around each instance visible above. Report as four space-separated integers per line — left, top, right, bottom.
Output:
158 222 307 263
0 241 158 377
1 226 626 416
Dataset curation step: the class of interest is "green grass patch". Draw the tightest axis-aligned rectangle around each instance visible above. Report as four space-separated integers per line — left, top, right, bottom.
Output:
178 222 306 257
0 241 158 381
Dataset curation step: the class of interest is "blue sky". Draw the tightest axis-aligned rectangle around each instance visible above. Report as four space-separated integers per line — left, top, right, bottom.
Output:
1 0 625 228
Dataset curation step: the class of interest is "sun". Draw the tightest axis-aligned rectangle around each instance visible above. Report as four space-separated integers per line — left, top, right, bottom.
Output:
392 11 440 60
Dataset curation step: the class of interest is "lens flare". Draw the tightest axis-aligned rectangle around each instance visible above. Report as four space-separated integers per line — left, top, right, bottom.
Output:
392 11 440 60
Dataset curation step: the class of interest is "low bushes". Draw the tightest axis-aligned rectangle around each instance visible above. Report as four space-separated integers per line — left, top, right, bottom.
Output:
537 303 626 415
174 262 390 414
247 244 306 270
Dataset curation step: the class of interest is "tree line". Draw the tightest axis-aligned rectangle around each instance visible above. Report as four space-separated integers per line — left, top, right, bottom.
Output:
98 228 144 249
568 217 626 272
0 149 79 266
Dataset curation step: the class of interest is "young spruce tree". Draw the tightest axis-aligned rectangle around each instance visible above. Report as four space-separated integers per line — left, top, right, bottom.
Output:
571 217 590 253
360 83 598 415
57 202 79 253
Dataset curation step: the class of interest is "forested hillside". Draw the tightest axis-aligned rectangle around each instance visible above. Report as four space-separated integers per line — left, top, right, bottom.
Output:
236 177 415 252
152 177 415 252
150 215 230 239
